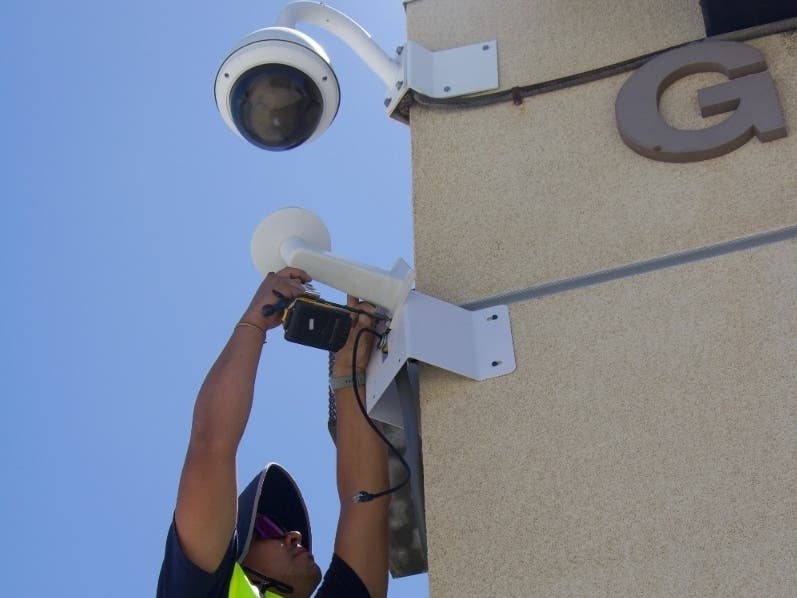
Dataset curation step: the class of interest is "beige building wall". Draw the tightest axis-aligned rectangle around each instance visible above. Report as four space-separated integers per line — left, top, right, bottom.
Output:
404 1 797 595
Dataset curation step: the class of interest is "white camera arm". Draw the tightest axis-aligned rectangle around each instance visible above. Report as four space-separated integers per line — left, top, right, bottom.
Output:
275 1 402 88
272 1 499 116
251 207 414 317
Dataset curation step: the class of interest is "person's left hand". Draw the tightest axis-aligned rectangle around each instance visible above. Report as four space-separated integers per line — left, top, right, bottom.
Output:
240 267 312 331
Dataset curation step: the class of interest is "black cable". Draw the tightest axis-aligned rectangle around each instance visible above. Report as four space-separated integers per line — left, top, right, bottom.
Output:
404 18 797 115
349 327 412 503
410 44 689 111
261 291 289 317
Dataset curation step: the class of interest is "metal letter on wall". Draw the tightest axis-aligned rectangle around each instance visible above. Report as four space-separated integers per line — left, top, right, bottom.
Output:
615 40 787 162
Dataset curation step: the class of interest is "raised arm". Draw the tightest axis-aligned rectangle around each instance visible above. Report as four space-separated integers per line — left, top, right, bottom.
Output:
330 297 390 598
173 268 311 573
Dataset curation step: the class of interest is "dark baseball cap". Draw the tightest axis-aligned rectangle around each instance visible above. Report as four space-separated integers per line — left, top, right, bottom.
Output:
236 463 312 561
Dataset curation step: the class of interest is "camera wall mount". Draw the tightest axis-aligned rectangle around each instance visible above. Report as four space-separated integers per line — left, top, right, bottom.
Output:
364 292 515 428
274 1 500 120
252 207 516 426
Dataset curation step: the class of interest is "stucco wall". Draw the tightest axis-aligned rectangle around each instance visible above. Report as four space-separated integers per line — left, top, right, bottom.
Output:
410 31 797 304
419 241 797 596
406 1 797 595
406 0 705 88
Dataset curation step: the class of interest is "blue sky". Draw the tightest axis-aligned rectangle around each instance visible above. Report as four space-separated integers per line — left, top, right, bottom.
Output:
0 1 427 595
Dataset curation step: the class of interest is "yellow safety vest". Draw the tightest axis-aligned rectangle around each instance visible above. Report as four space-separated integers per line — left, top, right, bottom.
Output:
228 562 282 598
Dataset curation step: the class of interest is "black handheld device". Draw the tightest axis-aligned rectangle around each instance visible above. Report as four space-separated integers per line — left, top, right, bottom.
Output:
281 296 353 352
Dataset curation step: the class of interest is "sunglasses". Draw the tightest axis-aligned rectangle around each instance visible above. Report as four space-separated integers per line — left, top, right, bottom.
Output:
253 514 288 540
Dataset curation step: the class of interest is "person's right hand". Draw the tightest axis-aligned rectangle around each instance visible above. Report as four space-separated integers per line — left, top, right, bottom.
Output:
332 296 378 378
240 267 312 331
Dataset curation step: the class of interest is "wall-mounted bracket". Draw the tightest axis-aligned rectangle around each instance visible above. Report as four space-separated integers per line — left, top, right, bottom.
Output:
366 290 516 427
385 39 499 120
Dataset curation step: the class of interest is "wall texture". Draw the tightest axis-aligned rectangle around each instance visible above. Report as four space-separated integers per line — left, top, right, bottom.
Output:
405 1 797 595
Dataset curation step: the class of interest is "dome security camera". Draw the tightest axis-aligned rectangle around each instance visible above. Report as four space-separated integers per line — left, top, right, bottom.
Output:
215 27 341 151
214 2 498 151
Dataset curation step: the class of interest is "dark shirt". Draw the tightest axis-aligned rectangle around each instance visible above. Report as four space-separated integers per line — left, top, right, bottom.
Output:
314 554 369 598
157 519 369 598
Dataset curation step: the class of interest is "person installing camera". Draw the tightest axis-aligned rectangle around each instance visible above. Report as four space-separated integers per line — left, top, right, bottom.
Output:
157 267 389 598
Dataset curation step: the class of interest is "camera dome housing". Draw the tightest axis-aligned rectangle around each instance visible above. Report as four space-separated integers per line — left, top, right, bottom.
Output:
215 27 341 151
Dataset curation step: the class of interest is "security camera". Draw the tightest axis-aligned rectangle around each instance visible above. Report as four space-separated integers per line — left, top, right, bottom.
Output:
214 2 498 150
214 26 341 151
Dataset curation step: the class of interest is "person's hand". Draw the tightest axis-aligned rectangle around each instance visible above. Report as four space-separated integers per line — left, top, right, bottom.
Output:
240 267 312 331
332 296 378 377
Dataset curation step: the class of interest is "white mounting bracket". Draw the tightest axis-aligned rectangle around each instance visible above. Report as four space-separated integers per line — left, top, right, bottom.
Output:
250 207 516 430
365 291 516 428
267 3 499 122
386 39 499 119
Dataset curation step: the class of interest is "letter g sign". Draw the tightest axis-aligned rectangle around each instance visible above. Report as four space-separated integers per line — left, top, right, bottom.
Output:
615 41 787 162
